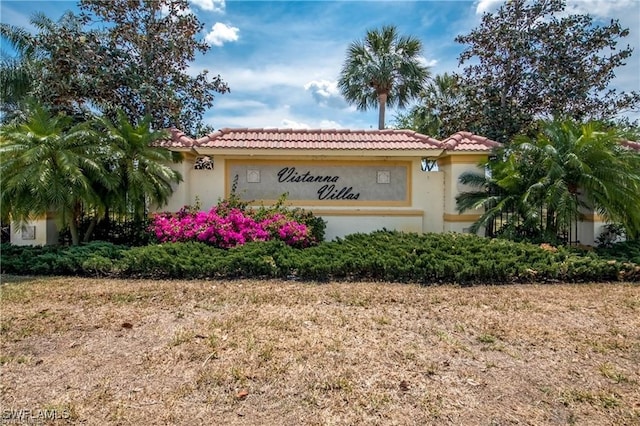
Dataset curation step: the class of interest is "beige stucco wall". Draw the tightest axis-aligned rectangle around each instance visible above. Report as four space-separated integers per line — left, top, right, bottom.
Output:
160 153 448 240
10 216 58 246
319 215 424 241
414 168 444 233
438 154 487 235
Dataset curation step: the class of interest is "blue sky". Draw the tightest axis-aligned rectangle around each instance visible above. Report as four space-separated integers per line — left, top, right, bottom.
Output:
1 0 639 132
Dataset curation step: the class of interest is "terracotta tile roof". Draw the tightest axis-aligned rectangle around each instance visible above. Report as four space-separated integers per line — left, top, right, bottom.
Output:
185 128 442 150
622 140 640 151
440 131 501 151
154 127 502 152
155 128 195 148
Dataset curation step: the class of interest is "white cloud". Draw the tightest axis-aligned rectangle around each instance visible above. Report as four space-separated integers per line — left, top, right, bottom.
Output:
212 62 339 93
318 120 344 129
304 80 348 109
281 119 311 129
280 119 344 129
417 56 438 68
475 0 503 15
190 0 225 13
476 0 638 18
565 0 637 18
205 22 239 47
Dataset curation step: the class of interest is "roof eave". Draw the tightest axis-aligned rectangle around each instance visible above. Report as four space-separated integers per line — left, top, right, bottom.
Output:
193 147 444 157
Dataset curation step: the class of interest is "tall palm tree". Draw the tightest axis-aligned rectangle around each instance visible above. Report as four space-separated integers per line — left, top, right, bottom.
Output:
93 111 182 224
338 25 430 130
0 103 115 245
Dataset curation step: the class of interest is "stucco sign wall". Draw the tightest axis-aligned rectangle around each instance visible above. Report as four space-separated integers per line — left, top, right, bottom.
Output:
226 160 411 206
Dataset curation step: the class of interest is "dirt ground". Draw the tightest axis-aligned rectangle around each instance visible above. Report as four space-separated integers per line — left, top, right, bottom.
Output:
0 276 638 425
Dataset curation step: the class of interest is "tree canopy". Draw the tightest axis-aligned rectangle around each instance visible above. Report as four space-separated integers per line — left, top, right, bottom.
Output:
395 0 638 142
456 119 640 242
338 25 430 130
0 0 229 135
393 73 466 138
455 0 638 142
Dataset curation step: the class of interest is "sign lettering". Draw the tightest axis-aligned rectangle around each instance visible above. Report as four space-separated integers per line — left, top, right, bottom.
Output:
228 161 408 204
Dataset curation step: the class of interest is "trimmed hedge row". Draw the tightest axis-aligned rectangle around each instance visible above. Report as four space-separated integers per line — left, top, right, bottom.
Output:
1 231 639 284
595 240 640 264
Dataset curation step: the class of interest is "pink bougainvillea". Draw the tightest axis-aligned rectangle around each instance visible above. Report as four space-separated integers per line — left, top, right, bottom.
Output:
150 205 314 248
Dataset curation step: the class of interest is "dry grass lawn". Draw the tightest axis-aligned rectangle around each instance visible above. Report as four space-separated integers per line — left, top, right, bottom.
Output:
1 276 639 425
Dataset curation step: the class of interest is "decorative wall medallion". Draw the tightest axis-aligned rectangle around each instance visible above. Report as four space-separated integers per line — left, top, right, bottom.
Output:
22 226 36 240
247 169 261 183
377 170 390 184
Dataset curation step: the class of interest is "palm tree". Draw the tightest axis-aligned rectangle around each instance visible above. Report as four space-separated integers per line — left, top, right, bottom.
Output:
455 148 547 238
0 103 115 245
456 119 640 242
522 119 640 240
93 111 182 224
394 73 464 138
338 25 430 130
0 23 39 122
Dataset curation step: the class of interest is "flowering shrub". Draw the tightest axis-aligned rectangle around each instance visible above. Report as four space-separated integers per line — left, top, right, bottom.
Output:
150 203 315 248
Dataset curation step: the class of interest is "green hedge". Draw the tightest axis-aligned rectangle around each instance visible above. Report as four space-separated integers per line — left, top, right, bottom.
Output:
0 241 129 276
595 240 640 264
2 231 639 284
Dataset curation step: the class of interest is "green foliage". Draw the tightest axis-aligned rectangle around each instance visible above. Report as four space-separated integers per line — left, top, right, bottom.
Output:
0 241 128 275
0 102 116 245
456 119 640 242
91 111 182 222
451 0 638 142
595 224 627 248
0 103 182 245
3 231 638 283
58 216 153 247
1 0 229 134
595 240 640 264
338 25 430 130
393 73 467 139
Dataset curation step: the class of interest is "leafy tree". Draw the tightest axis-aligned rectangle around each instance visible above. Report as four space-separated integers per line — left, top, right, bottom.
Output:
338 25 430 130
1 12 104 122
0 103 116 245
0 0 229 135
457 119 640 242
453 0 639 143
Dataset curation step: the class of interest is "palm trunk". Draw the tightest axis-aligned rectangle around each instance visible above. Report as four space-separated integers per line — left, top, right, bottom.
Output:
83 216 98 243
69 202 82 246
377 92 387 130
69 217 80 246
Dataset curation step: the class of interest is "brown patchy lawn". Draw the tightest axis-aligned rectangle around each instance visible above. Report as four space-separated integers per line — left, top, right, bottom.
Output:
0 277 638 425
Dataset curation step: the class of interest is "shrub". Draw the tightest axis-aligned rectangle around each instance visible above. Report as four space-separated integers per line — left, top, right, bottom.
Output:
595 239 640 264
2 231 638 283
149 195 324 248
0 241 128 275
58 216 153 246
